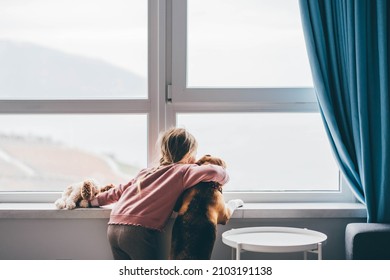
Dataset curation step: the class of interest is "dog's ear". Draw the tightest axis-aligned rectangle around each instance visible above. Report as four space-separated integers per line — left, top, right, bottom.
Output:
196 154 212 165
198 155 227 169
210 157 226 168
100 184 114 193
196 154 227 168
81 181 94 200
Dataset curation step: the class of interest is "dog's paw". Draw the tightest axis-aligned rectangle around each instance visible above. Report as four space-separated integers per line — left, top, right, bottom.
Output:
54 199 66 209
65 200 76 210
235 199 244 208
227 199 244 210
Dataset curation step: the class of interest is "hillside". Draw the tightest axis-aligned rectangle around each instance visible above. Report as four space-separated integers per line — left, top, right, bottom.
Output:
0 134 137 191
0 40 146 99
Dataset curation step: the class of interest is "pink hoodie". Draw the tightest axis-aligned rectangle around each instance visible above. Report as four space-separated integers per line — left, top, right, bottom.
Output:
95 163 229 231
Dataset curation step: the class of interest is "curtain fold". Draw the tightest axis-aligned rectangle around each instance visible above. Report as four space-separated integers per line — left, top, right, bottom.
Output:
299 0 390 222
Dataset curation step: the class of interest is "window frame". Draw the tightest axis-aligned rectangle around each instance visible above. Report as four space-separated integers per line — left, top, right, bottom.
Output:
0 0 165 203
0 0 356 203
170 0 317 105
168 0 355 203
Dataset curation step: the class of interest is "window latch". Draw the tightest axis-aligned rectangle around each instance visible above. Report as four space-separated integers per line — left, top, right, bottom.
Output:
167 84 173 103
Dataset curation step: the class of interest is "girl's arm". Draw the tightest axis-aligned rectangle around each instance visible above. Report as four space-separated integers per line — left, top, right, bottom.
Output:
90 179 135 206
182 164 229 189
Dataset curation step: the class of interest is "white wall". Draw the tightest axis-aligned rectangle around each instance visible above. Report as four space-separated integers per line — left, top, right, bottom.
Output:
0 216 365 260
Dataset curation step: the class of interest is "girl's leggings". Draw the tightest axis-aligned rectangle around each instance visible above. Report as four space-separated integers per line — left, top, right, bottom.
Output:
107 224 162 260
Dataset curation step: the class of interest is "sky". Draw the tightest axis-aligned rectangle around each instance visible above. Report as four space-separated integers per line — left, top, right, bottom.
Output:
187 0 313 87
0 0 147 76
0 0 312 87
178 112 339 191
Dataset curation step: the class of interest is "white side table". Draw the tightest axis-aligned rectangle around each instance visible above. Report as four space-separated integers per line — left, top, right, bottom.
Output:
222 226 327 260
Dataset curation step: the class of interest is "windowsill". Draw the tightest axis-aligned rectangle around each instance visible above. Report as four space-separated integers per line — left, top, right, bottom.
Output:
0 202 367 219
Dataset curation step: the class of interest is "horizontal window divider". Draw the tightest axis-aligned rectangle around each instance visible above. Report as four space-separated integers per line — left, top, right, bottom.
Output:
0 192 61 203
171 87 317 104
168 102 319 113
223 190 357 203
0 99 151 114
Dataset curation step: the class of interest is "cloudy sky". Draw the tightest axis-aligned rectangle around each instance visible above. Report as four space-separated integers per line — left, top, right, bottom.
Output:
0 0 147 76
187 0 313 87
0 0 312 87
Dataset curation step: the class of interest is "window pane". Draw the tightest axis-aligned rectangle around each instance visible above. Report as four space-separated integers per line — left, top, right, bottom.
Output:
187 0 312 88
0 0 147 99
0 114 147 191
177 113 339 192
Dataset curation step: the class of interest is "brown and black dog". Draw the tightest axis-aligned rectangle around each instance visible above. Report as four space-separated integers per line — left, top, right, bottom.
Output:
170 155 243 260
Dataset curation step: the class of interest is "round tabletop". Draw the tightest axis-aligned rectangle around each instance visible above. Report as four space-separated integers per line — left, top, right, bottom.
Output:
222 226 327 253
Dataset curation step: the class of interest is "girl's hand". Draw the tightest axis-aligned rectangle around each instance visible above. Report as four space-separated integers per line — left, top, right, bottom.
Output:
89 198 100 207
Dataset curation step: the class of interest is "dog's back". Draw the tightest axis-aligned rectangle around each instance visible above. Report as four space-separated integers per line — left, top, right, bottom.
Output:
170 155 238 260
171 182 221 260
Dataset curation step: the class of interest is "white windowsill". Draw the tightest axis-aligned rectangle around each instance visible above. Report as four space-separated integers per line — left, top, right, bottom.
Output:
0 202 367 219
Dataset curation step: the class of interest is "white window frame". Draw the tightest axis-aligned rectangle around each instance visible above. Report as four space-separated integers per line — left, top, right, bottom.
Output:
0 0 166 203
0 0 356 203
170 0 317 105
167 0 356 203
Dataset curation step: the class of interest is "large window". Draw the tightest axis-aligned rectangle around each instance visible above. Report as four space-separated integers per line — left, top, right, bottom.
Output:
169 0 351 202
0 0 354 203
0 0 150 202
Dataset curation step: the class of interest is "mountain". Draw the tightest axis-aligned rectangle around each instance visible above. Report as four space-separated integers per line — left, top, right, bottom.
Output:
0 40 147 99
0 134 135 192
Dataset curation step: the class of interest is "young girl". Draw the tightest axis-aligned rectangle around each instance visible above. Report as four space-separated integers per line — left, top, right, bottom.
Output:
90 127 229 260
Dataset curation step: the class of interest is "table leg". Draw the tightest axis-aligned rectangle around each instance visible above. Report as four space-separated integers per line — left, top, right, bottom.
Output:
304 251 307 260
317 242 322 260
236 243 242 260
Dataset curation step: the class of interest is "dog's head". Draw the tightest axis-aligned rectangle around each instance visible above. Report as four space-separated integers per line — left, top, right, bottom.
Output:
196 154 226 169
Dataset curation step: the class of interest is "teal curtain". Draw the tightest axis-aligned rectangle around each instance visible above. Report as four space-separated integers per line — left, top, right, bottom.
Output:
299 0 390 222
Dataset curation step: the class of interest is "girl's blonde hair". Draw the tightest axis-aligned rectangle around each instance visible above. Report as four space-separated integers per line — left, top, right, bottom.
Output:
158 127 198 166
136 127 198 192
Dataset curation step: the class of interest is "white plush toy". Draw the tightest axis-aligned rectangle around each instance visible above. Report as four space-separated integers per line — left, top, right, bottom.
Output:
54 179 114 210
